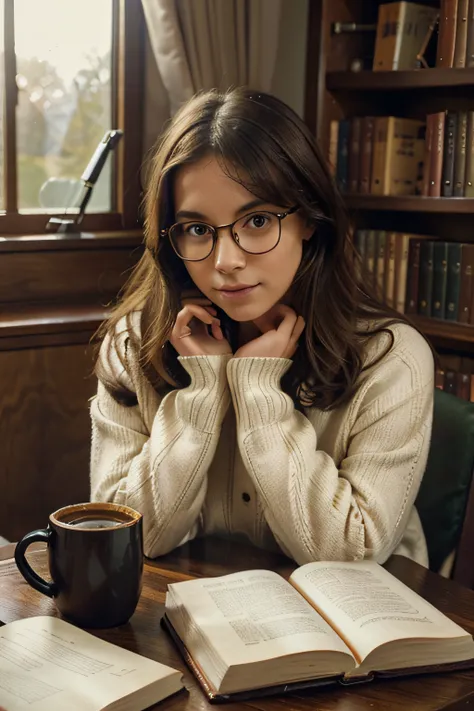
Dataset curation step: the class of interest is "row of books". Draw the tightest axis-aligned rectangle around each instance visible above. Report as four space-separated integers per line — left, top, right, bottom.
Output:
423 111 474 197
330 113 474 197
436 356 474 402
373 1 474 71
354 230 474 324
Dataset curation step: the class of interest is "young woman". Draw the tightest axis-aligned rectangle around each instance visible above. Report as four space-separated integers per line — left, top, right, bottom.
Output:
90 88 434 566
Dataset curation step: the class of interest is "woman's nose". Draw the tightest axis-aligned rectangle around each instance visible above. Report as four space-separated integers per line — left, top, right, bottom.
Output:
213 228 247 272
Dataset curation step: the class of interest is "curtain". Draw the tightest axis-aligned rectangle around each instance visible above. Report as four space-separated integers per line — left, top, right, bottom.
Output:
141 0 282 115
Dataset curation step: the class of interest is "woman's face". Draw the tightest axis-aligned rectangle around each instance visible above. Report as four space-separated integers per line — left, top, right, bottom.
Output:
172 156 312 322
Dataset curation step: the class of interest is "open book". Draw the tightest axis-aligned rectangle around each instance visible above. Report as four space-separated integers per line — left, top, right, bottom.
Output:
0 616 183 711
163 560 474 702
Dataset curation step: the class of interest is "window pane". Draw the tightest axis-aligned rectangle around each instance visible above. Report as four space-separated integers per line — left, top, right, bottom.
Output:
14 0 113 213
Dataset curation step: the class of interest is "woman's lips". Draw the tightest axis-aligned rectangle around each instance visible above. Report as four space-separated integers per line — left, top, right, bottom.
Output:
217 284 260 299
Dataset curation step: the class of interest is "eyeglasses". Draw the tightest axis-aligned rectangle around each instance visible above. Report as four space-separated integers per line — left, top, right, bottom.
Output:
161 206 298 262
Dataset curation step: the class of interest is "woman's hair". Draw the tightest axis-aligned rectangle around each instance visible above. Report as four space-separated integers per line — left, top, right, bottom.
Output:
96 86 418 410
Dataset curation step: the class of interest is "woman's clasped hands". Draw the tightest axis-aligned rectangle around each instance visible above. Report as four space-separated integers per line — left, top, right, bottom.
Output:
169 296 305 360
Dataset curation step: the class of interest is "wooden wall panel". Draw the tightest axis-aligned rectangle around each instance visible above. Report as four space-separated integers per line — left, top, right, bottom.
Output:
0 248 140 304
0 343 96 541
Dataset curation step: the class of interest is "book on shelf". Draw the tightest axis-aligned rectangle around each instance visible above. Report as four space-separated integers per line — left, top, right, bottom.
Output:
162 560 474 702
373 2 440 70
329 112 474 199
0 616 183 711
353 232 474 327
437 0 459 68
467 0 474 66
436 355 474 402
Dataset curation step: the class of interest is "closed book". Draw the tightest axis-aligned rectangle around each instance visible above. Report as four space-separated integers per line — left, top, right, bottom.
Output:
441 112 458 197
328 120 339 178
394 233 411 313
464 111 474 197
371 117 425 195
428 112 446 197
384 232 397 308
348 117 362 193
445 242 463 320
435 368 445 390
373 2 440 70
375 230 387 297
456 372 471 400
458 243 474 323
471 374 474 402
422 114 434 196
437 0 459 67
444 370 457 395
454 111 468 196
365 230 377 289
406 239 424 314
336 120 350 193
359 116 375 194
467 0 474 66
418 240 435 316
454 0 470 66
432 242 449 319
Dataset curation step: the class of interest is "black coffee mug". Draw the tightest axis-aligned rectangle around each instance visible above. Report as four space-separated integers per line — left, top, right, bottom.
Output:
15 502 143 628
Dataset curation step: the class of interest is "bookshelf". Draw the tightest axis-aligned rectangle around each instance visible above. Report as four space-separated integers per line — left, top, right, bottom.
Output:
304 0 474 367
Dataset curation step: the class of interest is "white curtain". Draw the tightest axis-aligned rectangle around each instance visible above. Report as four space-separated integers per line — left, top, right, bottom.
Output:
141 0 282 116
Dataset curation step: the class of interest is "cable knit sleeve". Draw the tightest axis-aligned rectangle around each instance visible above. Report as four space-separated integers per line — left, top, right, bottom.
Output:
226 330 434 566
90 332 231 558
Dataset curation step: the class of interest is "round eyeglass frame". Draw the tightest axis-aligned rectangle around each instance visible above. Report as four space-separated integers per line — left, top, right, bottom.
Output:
160 206 299 262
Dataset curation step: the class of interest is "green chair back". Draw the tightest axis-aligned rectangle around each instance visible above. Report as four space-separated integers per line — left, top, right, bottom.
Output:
416 389 474 573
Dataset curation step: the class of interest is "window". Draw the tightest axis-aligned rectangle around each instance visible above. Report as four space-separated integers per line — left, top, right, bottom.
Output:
0 0 143 234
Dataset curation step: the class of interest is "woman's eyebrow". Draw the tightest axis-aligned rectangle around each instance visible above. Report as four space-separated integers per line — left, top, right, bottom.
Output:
175 199 272 222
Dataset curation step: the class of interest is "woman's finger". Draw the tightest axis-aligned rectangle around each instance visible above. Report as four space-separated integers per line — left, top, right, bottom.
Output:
210 319 224 340
174 304 214 333
274 305 298 341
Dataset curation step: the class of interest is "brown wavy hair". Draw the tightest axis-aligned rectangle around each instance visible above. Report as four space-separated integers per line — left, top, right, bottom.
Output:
96 86 419 410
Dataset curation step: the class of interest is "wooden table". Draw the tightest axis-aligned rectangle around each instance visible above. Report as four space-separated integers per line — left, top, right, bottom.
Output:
1 538 474 710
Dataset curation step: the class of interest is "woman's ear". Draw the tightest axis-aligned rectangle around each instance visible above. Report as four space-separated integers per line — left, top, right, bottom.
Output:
302 219 315 242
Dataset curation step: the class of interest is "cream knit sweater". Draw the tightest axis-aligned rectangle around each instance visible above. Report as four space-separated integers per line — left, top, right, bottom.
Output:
90 318 434 566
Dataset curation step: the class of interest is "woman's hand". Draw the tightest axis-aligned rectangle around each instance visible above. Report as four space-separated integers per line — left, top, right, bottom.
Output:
169 296 232 357
234 304 305 359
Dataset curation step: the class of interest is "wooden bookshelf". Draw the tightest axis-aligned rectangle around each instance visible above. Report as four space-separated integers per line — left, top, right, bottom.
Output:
327 68 474 91
344 196 474 213
411 317 474 345
304 0 474 357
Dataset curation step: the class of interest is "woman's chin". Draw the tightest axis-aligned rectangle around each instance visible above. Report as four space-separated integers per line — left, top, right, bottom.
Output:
220 302 271 323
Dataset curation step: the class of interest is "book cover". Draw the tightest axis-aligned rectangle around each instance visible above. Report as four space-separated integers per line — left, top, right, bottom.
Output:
432 242 449 319
445 242 463 321
348 117 362 193
359 116 375 194
422 114 434 196
464 110 474 197
454 0 470 66
467 0 474 66
458 243 474 323
454 111 468 196
429 112 446 197
406 239 424 314
437 0 460 67
336 120 350 193
418 240 435 316
442 112 458 197
328 120 339 178
374 2 440 70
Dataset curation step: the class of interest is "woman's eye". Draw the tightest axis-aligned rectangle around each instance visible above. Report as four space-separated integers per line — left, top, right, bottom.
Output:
187 223 210 237
248 214 268 229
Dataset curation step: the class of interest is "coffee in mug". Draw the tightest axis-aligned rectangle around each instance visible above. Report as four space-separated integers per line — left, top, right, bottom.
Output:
15 502 143 628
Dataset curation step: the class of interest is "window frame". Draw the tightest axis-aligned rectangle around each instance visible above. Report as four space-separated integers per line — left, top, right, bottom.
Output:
1 0 144 235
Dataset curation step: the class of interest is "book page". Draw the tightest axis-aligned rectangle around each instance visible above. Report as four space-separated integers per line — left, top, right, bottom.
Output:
167 569 354 668
0 616 182 711
290 561 471 663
